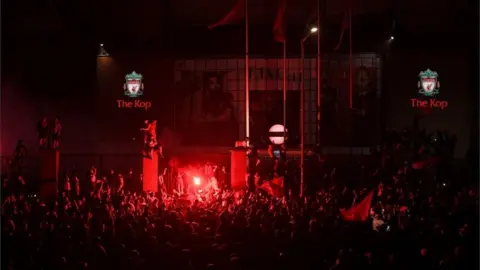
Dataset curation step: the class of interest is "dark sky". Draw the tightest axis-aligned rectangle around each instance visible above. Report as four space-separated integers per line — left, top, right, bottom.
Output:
2 0 477 106
3 0 476 59
2 0 477 105
1 2 477 108
0 0 477 156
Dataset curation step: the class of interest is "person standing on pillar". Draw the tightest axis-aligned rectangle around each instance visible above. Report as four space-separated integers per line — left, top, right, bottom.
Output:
52 117 62 149
141 120 160 159
141 120 152 158
37 117 49 149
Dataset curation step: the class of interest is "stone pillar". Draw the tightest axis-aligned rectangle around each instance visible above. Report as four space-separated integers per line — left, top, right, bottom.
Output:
230 148 247 190
39 150 59 200
142 154 158 192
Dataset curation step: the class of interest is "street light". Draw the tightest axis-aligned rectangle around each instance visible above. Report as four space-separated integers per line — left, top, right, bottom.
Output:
299 26 318 197
98 43 109 57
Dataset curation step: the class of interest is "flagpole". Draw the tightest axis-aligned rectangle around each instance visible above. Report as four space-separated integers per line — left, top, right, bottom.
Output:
349 7 353 109
300 39 305 197
245 0 250 144
316 0 321 150
283 41 287 147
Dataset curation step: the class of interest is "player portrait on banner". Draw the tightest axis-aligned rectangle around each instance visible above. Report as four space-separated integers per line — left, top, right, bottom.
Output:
351 66 377 144
352 66 376 118
179 72 237 145
200 72 235 124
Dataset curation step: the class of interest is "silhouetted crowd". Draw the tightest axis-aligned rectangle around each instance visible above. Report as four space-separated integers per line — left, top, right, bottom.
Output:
2 128 478 270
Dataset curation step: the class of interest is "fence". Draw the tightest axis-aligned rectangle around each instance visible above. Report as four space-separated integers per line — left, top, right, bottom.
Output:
1 154 145 179
1 146 373 175
1 146 375 192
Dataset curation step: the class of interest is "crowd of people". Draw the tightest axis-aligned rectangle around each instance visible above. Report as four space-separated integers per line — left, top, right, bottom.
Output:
1 128 478 270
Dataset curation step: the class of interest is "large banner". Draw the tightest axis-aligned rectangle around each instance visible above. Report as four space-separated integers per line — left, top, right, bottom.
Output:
351 66 378 145
174 56 381 146
177 71 238 146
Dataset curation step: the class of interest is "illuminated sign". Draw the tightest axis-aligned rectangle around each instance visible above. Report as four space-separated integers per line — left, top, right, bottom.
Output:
117 71 152 110
269 124 288 145
116 100 152 110
418 69 440 97
124 71 144 97
410 69 448 110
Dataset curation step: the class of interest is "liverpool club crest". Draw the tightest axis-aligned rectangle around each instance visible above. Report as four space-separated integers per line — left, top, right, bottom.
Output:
123 71 144 98
418 69 440 97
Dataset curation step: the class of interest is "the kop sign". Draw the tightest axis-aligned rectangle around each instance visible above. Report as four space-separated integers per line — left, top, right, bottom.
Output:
268 124 288 145
117 71 153 110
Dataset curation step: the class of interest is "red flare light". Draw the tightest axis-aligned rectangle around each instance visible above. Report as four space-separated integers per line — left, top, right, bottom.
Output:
193 176 201 186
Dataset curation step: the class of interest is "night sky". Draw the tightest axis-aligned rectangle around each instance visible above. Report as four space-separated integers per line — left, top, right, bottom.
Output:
1 0 478 157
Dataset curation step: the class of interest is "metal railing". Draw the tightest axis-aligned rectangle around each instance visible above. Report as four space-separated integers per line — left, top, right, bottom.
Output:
1 146 372 182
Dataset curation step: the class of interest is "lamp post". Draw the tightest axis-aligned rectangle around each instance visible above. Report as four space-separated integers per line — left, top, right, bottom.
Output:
299 26 318 198
98 44 109 57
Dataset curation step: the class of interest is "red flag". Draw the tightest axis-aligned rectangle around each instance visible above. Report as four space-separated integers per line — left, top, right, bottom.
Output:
341 191 373 222
334 9 350 51
412 157 439 170
411 160 425 170
260 177 284 197
208 0 245 29
273 0 286 42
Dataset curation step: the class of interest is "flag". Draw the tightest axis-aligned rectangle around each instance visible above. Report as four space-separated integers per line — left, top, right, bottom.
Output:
208 0 246 29
412 157 439 170
259 177 284 197
334 8 350 51
341 191 373 222
273 0 286 42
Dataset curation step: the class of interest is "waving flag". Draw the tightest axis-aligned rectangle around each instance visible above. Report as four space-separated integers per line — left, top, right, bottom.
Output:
412 157 439 169
273 0 286 42
334 10 350 51
341 191 373 222
208 0 245 29
260 177 284 197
